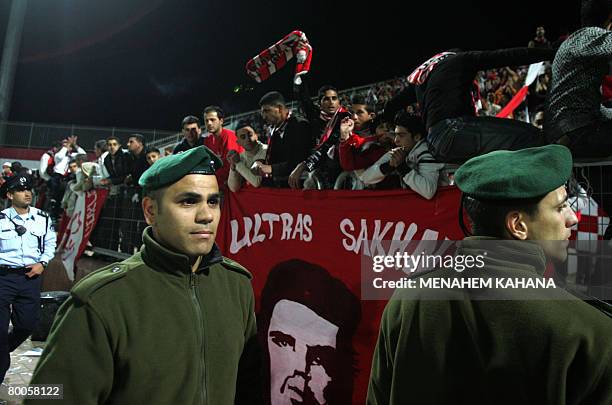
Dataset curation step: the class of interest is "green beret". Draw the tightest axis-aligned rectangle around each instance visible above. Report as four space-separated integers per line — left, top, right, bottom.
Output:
455 145 572 200
139 146 223 192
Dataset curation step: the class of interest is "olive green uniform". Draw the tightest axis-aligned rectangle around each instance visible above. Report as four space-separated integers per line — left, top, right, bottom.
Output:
368 239 612 404
26 227 259 404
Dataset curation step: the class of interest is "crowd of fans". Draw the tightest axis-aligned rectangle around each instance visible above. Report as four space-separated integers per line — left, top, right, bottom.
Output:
1 20 611 252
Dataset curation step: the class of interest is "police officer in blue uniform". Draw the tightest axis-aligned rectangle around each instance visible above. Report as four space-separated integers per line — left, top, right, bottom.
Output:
0 174 56 382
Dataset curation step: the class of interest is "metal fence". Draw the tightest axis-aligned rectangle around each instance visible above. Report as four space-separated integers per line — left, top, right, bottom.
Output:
0 76 410 152
0 121 178 151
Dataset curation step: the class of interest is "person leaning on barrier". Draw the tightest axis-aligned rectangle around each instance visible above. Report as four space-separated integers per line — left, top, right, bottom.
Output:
26 146 261 405
0 174 56 383
367 145 612 405
359 111 448 198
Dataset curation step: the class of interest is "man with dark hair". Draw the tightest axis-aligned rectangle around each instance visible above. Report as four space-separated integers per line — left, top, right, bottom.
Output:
291 80 345 188
125 134 149 253
410 46 555 163
96 136 132 251
295 81 341 137
528 26 551 49
368 145 612 404
350 95 376 136
258 259 361 405
254 92 313 188
173 115 203 154
28 146 260 405
145 147 161 166
202 105 243 190
358 111 447 197
227 121 268 192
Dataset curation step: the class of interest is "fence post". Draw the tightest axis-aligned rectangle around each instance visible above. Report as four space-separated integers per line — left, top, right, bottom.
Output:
28 122 34 148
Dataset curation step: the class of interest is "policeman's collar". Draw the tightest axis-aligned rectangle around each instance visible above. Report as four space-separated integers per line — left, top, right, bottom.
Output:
8 207 34 220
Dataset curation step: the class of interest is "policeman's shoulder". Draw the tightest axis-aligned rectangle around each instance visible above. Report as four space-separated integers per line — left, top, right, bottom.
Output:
35 209 49 218
220 256 252 279
71 259 141 304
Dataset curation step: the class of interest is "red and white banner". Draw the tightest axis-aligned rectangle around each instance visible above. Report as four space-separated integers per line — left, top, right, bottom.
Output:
217 187 464 404
57 188 108 280
496 62 544 119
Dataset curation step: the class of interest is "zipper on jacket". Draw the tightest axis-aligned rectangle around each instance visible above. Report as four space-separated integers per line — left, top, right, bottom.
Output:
190 272 207 404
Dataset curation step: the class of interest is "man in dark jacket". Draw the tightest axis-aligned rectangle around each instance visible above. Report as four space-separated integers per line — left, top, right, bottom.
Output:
27 146 262 405
93 136 132 251
173 115 203 154
410 47 556 163
124 134 149 253
254 91 313 188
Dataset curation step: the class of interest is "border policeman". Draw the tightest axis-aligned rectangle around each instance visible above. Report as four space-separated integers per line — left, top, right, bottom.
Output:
0 174 56 382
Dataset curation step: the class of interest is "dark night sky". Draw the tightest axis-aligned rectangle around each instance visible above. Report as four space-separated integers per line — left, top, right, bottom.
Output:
0 0 579 130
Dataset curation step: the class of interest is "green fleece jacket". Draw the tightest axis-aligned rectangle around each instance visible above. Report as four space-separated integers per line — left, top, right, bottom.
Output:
26 227 260 405
368 238 612 405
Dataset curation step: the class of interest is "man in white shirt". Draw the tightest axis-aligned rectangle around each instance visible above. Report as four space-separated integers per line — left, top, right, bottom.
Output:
228 122 268 192
49 136 86 220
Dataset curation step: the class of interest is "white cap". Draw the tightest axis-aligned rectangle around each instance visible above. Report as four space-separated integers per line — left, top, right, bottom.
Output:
2 162 11 167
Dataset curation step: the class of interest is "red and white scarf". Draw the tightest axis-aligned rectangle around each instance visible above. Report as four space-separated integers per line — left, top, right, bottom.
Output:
407 52 456 85
246 30 313 85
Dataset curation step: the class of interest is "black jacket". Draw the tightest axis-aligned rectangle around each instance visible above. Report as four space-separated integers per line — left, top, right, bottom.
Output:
103 150 132 185
265 115 313 187
173 137 202 154
416 47 556 130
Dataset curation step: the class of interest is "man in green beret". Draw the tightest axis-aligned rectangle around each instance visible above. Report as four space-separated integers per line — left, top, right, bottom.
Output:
368 145 612 404
26 146 261 404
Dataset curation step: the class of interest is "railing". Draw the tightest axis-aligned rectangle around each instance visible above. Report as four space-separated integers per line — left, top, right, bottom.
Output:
0 121 177 151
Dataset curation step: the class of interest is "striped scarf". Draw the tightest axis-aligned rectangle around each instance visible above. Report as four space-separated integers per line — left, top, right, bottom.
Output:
246 31 312 85
407 52 456 85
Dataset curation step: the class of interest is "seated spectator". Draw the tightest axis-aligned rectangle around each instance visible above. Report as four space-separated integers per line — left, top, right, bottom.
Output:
173 115 203 154
227 121 268 192
254 91 313 188
202 106 244 190
359 111 448 199
409 46 554 163
164 146 173 156
145 147 161 166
